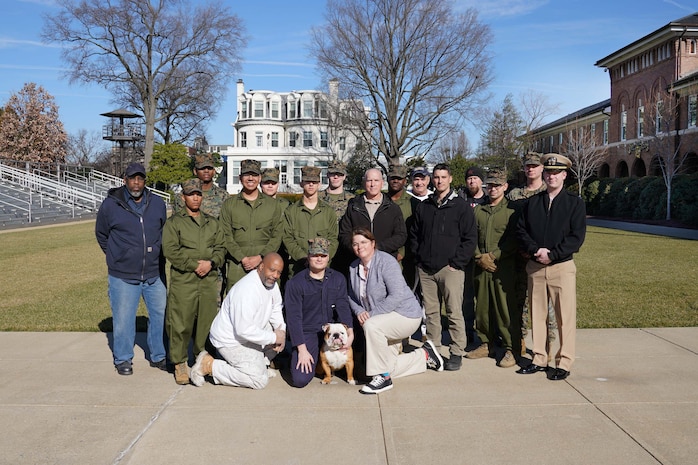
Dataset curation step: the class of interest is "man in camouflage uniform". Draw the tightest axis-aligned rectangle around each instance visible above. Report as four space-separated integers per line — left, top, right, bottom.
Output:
507 152 556 359
219 159 285 292
174 153 229 218
320 159 354 221
283 166 338 278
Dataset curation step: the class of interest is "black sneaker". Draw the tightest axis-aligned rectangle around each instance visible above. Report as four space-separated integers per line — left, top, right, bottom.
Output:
444 354 462 371
115 361 133 376
423 340 444 372
360 375 393 394
149 359 168 371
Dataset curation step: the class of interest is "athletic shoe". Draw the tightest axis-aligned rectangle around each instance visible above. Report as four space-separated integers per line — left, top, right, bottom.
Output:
423 340 444 372
360 375 393 394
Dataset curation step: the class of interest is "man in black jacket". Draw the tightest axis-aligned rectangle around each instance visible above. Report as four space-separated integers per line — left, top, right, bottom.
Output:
338 168 406 260
516 153 586 381
410 163 477 371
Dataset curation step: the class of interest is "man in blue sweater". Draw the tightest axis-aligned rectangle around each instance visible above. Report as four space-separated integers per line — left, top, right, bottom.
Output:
95 162 168 376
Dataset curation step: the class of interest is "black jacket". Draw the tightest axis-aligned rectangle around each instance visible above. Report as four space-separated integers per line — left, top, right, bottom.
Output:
410 189 477 273
338 194 406 257
516 190 586 264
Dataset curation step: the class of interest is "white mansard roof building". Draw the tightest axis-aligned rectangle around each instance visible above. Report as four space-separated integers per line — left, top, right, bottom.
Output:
216 78 367 194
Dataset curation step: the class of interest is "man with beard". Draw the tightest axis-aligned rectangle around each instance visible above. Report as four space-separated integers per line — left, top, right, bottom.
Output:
190 253 287 389
95 162 168 376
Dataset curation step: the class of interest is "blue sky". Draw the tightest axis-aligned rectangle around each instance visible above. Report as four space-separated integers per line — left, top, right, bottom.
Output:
1 0 696 150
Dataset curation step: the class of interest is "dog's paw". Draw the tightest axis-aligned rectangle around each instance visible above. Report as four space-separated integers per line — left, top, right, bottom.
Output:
347 379 357 385
321 378 332 385
267 368 277 378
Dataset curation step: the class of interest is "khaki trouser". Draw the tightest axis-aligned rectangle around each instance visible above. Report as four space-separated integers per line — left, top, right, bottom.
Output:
419 265 467 357
364 312 425 378
527 260 577 371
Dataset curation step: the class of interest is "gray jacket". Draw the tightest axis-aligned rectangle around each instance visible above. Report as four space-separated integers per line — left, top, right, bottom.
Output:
347 250 422 319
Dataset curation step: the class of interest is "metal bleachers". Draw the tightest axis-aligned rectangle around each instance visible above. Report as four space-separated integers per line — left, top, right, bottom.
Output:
0 161 170 229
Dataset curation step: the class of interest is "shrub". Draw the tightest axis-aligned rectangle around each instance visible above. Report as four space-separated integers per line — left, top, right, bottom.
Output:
635 177 666 220
672 174 698 226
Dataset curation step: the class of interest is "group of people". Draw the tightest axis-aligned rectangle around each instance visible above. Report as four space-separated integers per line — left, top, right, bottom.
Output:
95 150 585 395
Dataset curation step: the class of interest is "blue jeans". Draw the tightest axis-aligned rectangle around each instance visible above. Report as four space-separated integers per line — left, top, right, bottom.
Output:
108 275 167 365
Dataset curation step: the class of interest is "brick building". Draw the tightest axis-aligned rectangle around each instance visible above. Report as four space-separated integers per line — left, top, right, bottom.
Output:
530 13 698 179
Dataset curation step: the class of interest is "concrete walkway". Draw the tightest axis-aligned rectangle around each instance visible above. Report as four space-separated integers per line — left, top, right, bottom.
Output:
2 329 697 465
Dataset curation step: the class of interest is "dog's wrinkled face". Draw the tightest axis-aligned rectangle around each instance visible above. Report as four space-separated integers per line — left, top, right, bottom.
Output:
323 323 348 351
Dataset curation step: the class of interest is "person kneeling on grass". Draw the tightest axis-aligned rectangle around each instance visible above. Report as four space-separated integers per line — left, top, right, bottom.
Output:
347 228 444 395
162 178 226 385
190 253 286 389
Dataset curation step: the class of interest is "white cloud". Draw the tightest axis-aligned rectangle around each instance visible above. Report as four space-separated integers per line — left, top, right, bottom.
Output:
0 37 61 49
662 0 695 13
455 0 550 18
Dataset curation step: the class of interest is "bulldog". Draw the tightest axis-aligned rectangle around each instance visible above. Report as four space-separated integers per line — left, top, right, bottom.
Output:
318 323 355 385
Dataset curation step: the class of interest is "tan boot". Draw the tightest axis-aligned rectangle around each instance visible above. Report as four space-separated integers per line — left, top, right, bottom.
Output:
498 350 517 368
521 338 527 356
174 362 189 385
465 343 489 359
190 351 214 387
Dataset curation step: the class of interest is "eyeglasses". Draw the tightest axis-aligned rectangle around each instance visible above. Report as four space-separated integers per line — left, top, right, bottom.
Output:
328 173 344 177
197 166 215 171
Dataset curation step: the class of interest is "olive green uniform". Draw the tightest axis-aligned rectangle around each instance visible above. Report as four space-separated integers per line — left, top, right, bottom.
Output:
473 197 521 357
162 209 226 365
282 199 339 277
173 184 229 218
219 193 284 291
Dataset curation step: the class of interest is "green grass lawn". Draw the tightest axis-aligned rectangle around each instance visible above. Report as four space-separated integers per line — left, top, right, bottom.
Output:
0 221 696 331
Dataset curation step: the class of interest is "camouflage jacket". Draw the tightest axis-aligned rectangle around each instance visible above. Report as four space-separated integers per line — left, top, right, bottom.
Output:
506 182 547 202
320 189 355 221
173 183 229 218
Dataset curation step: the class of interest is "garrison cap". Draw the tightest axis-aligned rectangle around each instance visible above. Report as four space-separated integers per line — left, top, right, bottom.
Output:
485 168 508 185
524 152 542 166
261 167 280 183
388 165 408 179
308 237 330 255
541 153 572 170
327 159 347 175
194 153 216 169
181 178 203 195
240 159 262 175
301 166 322 182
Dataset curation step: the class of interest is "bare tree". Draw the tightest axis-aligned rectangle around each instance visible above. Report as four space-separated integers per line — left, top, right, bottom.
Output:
429 130 471 163
66 129 110 166
641 82 698 220
0 82 68 163
311 0 492 169
518 90 560 152
563 122 608 197
43 0 247 169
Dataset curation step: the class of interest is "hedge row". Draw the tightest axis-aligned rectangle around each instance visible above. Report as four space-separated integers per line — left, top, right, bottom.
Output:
578 174 698 226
